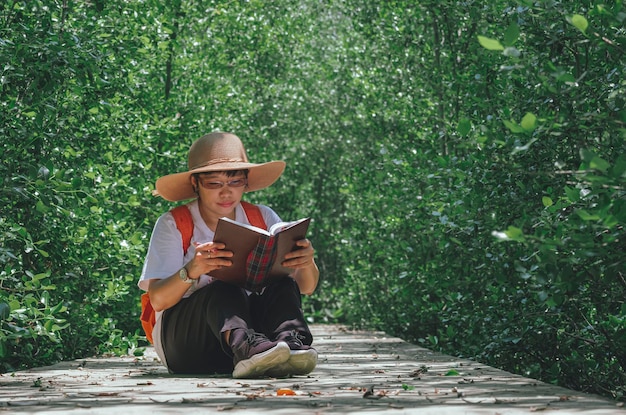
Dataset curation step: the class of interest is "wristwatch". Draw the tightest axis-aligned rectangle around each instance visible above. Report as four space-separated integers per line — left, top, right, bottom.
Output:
178 266 194 284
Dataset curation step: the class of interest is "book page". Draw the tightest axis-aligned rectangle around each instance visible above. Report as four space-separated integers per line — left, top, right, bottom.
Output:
269 217 310 235
217 216 271 236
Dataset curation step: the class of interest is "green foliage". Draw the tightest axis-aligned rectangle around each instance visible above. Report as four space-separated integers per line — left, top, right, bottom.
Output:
1 0 624 402
0 0 158 369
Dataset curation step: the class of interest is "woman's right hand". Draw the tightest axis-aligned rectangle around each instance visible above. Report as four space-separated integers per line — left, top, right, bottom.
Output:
148 242 233 312
186 241 233 280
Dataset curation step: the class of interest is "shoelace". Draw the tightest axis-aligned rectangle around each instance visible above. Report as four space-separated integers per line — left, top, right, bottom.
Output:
245 330 270 347
283 330 305 347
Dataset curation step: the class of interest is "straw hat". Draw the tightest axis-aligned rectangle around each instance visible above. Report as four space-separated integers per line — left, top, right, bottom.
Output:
154 132 286 201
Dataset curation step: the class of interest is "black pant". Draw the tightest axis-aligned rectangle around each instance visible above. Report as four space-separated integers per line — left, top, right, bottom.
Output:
161 277 312 374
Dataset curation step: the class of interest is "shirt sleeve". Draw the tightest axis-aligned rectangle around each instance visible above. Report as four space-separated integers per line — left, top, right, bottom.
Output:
138 212 185 292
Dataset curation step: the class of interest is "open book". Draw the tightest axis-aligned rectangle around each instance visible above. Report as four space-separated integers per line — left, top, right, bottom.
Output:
211 217 311 291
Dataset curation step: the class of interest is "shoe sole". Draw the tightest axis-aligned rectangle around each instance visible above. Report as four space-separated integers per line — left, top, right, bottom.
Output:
267 349 318 378
232 341 290 379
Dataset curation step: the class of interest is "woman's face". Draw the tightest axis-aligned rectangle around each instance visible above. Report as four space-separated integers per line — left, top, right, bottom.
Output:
192 171 248 219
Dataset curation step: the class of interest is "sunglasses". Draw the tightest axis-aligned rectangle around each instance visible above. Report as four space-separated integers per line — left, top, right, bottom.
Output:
197 177 248 190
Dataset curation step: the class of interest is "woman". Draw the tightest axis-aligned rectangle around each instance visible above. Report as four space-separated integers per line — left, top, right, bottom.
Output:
138 132 319 378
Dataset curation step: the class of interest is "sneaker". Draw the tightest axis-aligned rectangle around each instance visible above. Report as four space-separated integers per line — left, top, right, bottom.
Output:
231 329 290 379
266 330 318 378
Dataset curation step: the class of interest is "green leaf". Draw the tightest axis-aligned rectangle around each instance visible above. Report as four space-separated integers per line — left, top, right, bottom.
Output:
580 149 611 173
576 210 600 221
504 226 524 240
492 226 525 241
603 214 618 228
0 302 10 320
568 14 588 33
503 23 520 46
445 369 460 376
133 348 146 357
457 118 471 136
580 148 597 163
520 112 537 131
32 272 49 282
542 196 553 207
503 120 525 133
477 36 504 51
610 155 626 178
35 200 49 213
589 156 610 173
556 72 576 83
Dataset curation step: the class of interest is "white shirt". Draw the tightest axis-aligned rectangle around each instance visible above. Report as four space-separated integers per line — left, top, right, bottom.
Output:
138 199 282 367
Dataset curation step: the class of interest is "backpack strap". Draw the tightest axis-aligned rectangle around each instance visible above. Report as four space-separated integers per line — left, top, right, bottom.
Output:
170 204 194 254
241 201 267 230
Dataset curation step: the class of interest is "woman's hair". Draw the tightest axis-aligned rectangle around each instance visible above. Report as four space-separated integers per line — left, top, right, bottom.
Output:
193 169 249 180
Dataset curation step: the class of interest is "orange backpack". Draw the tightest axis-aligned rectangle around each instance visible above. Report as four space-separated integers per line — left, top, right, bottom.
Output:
139 202 266 343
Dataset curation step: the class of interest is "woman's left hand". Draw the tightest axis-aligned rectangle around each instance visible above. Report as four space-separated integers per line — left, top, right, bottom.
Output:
282 239 316 270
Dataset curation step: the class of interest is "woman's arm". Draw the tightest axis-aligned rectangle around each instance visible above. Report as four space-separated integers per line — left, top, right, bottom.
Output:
283 239 319 295
148 241 232 311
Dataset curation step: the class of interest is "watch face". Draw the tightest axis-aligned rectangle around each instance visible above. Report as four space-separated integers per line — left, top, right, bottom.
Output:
179 267 191 283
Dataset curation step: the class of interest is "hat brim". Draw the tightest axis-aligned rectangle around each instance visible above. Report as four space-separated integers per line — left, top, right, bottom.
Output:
155 160 286 201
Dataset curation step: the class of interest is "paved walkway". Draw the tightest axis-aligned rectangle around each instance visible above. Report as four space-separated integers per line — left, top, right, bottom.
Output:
1 325 623 414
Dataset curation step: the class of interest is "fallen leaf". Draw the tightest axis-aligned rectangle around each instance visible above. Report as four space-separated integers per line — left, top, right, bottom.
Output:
363 385 391 399
409 366 428 377
363 385 377 399
245 394 262 400
236 391 265 400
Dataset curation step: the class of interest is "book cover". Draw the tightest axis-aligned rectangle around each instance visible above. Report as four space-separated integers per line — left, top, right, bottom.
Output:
211 217 311 291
